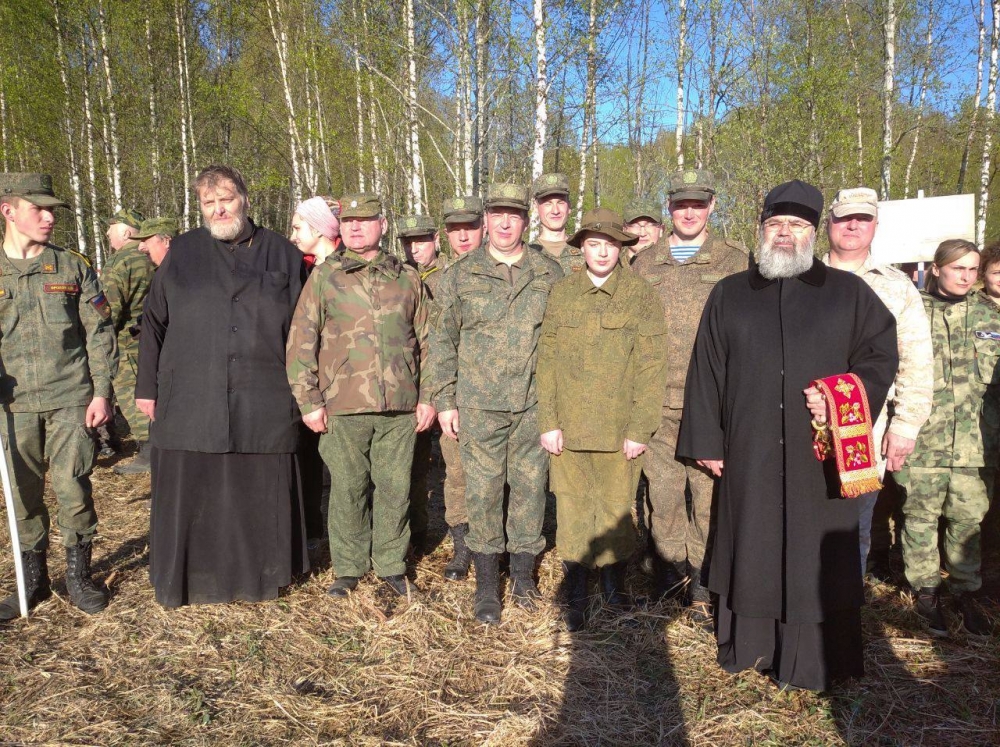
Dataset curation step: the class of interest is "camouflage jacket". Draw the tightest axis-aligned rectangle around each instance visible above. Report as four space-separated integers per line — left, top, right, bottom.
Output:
908 291 1000 468
286 250 429 416
822 253 932 441
0 245 117 411
101 246 155 355
631 231 748 409
417 254 447 297
530 238 585 275
430 243 564 412
537 266 667 450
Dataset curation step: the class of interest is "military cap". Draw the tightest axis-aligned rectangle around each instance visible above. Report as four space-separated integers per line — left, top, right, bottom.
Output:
442 195 483 224
667 169 716 202
532 172 570 200
568 207 639 248
396 214 438 238
0 173 70 209
133 217 179 240
484 183 530 211
339 193 382 219
623 198 664 225
829 187 878 218
101 207 144 229
761 180 824 228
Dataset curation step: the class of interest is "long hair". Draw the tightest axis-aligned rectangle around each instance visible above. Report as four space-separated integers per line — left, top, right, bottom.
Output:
194 164 250 205
926 239 979 294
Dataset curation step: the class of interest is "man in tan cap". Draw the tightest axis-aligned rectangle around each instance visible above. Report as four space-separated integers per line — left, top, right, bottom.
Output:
529 172 584 273
632 168 747 621
822 187 932 580
430 183 563 624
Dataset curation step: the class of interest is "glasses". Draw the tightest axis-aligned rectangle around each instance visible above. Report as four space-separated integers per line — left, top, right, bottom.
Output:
762 218 814 235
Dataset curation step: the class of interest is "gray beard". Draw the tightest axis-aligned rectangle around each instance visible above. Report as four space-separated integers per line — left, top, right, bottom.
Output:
208 213 246 242
757 232 816 279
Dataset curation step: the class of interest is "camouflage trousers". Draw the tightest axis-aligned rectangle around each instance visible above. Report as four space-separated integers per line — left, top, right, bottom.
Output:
1 406 98 551
644 411 717 571
409 430 467 536
113 347 149 442
320 411 416 579
460 406 547 556
896 466 994 592
551 449 643 568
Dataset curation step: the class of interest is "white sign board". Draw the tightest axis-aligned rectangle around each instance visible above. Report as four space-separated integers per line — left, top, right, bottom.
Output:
870 194 975 264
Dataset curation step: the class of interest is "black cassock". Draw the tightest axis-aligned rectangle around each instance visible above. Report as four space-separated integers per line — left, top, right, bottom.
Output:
678 258 898 691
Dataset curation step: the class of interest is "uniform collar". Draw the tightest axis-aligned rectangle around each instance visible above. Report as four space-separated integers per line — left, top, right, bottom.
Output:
748 256 826 289
577 265 621 297
652 233 715 266
821 250 877 276
0 244 57 276
341 249 402 277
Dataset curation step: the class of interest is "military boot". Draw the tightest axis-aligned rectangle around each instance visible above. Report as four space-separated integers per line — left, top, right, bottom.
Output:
65 542 109 614
955 593 991 637
599 562 632 609
0 549 51 621
688 568 713 631
915 586 948 637
653 557 688 602
113 440 151 475
509 553 541 610
96 424 122 458
472 552 502 625
443 523 472 581
561 561 589 632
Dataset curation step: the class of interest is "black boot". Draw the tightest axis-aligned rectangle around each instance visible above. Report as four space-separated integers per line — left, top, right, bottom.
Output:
599 562 632 609
443 523 472 581
653 557 688 602
955 593 991 636
509 553 540 610
472 552 502 624
915 586 948 637
327 576 359 598
865 549 892 582
65 542 109 614
0 549 51 621
381 575 418 598
561 562 589 632
688 569 713 631
113 440 151 475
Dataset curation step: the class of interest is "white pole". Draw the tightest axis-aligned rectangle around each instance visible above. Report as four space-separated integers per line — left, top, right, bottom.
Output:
0 434 28 618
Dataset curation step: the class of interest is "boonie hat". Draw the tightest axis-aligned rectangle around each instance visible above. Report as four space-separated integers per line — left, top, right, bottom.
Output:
102 207 144 229
623 198 663 224
0 173 70 209
568 207 639 248
397 214 437 238
133 217 179 240
340 194 382 219
829 187 879 219
668 169 716 202
485 183 530 212
532 172 570 200
442 195 483 224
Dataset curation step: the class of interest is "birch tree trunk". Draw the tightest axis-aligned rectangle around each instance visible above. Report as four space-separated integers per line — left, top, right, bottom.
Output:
531 0 547 184
706 0 719 167
880 0 897 200
80 35 102 259
95 0 122 210
352 0 366 192
842 0 864 183
405 0 424 213
458 0 474 193
474 0 490 192
576 0 597 225
903 0 934 199
675 0 687 169
266 0 304 200
360 0 383 196
174 0 192 229
0 79 8 172
977 0 1000 247
145 12 161 208
959 0 987 193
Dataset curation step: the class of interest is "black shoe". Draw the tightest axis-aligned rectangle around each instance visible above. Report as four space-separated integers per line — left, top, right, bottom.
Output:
561 561 589 632
955 593 991 636
652 557 688 601
113 441 151 475
915 586 948 637
65 542 109 614
599 562 632 609
443 523 472 581
866 550 892 582
472 553 502 624
381 575 417 598
408 532 427 558
0 549 51 621
509 552 540 610
327 576 359 598
688 571 714 631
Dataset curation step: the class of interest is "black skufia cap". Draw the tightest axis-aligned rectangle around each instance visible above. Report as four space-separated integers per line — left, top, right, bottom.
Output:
760 180 824 228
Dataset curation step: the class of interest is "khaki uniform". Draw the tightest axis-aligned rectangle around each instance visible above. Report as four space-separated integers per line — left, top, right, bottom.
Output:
537 267 667 566
631 232 747 572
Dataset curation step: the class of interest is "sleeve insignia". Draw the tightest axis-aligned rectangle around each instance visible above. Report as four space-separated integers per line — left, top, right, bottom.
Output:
90 291 111 319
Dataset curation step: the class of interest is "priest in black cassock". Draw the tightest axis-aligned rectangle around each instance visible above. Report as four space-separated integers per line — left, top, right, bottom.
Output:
677 180 898 691
136 164 309 607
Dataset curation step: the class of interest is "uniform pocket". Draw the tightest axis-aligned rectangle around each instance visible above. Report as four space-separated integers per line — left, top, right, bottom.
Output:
975 337 1000 386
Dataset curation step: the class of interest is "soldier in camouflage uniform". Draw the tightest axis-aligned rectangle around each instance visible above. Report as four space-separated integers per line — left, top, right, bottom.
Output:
529 173 585 274
631 169 747 621
286 194 434 600
537 208 667 631
622 199 665 265
896 239 998 637
0 174 117 620
430 183 564 624
442 195 485 259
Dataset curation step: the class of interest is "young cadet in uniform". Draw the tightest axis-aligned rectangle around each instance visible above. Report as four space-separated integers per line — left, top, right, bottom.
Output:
631 169 747 621
287 194 435 600
622 199 665 264
529 172 585 273
0 174 117 620
537 208 667 631
430 183 564 624
442 195 485 258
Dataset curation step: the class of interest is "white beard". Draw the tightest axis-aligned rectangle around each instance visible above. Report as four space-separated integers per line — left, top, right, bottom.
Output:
208 213 246 242
757 230 816 279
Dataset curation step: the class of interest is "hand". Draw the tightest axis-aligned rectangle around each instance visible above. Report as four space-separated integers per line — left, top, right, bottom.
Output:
540 429 564 455
803 385 827 422
882 431 916 472
302 408 328 434
697 459 724 477
85 397 113 428
136 398 156 421
623 439 646 460
415 403 437 432
439 409 460 440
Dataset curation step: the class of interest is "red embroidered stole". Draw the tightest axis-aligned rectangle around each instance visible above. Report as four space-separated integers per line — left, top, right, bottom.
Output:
811 373 882 499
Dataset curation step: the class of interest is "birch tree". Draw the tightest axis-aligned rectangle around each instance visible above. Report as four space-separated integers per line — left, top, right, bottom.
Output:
576 0 597 225
174 0 192 228
145 12 161 207
405 0 424 213
474 0 490 192
531 0 548 184
842 0 864 183
903 0 934 199
80 34 102 258
675 0 687 169
266 0 304 200
95 0 122 210
978 0 1000 247
959 0 987 193
880 0 897 200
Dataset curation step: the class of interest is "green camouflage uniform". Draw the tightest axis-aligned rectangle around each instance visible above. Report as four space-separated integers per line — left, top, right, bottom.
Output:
896 290 1000 592
286 225 429 579
529 172 584 275
537 263 667 567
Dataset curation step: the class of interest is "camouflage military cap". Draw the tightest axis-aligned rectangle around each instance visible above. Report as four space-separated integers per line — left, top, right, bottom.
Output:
133 217 179 240
485 183 530 212
532 172 570 200
101 207 145 229
623 198 664 225
396 214 438 238
340 193 382 219
0 173 70 209
442 195 483 224
668 169 716 201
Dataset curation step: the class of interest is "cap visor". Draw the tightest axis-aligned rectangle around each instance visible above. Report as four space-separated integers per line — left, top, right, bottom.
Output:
569 227 640 248
486 200 528 211
443 212 481 224
668 190 713 202
830 205 877 218
533 188 570 200
339 209 380 219
23 195 70 209
623 213 661 224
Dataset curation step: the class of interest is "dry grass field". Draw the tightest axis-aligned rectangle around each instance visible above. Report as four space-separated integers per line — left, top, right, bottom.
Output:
1 441 998 746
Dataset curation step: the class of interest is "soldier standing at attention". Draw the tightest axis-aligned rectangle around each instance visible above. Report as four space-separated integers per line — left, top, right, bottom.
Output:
287 194 435 600
529 173 584 274
631 169 747 621
537 208 667 631
0 174 117 620
430 183 563 624
622 199 665 264
442 195 485 258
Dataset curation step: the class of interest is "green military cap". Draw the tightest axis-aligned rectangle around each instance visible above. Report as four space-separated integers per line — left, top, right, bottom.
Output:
667 169 716 202
485 183 530 211
623 198 664 225
0 173 70 209
101 207 145 229
396 214 437 238
340 193 382 219
442 195 483 224
532 172 570 200
568 207 639 248
133 217 179 240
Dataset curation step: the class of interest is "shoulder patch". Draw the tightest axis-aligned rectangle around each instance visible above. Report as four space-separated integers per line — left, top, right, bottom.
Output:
90 291 111 320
